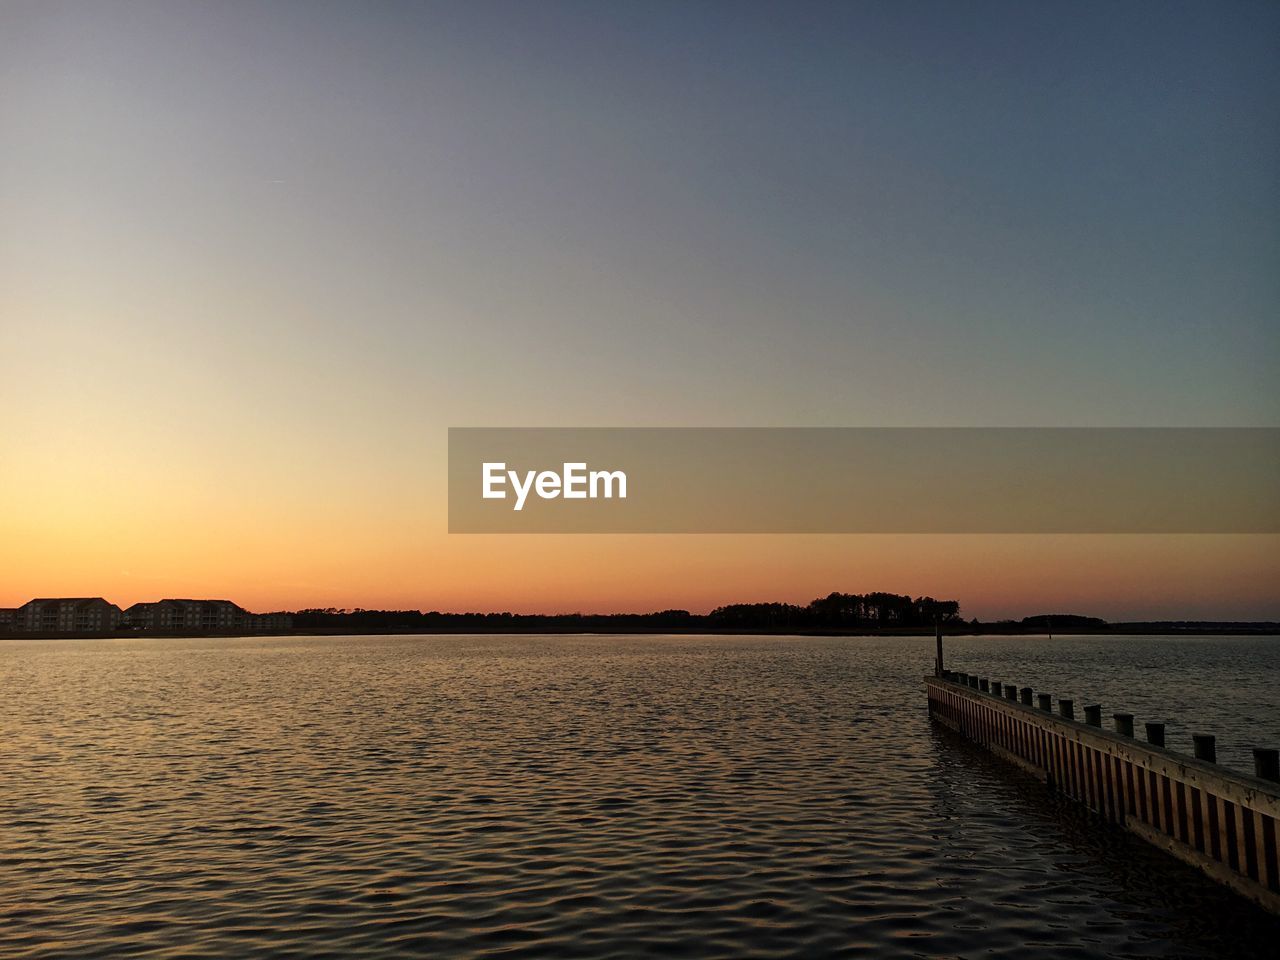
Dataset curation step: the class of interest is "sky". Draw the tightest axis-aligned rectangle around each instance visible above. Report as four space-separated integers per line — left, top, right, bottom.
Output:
2 1 1278 619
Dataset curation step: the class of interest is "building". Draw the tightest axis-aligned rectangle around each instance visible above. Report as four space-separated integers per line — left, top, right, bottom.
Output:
122 600 293 633
124 599 244 632
13 598 123 633
0 598 292 635
247 611 293 632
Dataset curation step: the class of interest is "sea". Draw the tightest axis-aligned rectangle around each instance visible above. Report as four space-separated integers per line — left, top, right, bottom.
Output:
2 633 1278 958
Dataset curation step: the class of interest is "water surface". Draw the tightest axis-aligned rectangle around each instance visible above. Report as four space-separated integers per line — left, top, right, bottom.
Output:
2 633 1278 958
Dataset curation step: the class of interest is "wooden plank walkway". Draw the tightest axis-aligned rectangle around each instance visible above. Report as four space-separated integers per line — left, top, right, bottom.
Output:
926 672 1280 914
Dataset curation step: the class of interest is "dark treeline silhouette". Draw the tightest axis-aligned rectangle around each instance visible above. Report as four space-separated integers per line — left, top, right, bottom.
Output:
708 592 961 631
294 592 965 635
287 598 1279 637
293 607 700 634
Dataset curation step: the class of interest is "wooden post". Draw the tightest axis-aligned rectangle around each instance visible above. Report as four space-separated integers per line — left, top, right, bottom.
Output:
1145 722 1165 746
991 682 1003 697
1114 713 1134 737
935 620 943 676
1254 748 1280 783
1084 704 1102 727
1193 734 1217 764
1059 698 1075 720
979 678 990 692
1005 685 1018 701
1037 693 1052 711
1019 687 1033 706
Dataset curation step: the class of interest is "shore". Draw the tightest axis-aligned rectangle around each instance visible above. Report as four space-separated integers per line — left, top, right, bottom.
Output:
3 623 1277 640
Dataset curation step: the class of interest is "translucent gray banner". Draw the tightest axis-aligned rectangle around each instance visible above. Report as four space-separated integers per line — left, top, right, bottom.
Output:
448 428 1280 533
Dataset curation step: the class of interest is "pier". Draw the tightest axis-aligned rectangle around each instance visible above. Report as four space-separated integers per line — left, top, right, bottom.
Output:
925 665 1280 914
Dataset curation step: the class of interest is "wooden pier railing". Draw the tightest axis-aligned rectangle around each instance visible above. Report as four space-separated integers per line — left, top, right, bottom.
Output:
926 671 1280 914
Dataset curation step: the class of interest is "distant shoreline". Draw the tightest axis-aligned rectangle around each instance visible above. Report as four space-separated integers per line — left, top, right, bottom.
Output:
8 592 1276 641
2 624 1277 641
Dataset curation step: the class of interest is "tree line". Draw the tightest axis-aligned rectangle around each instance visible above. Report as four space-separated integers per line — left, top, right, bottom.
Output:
293 591 963 635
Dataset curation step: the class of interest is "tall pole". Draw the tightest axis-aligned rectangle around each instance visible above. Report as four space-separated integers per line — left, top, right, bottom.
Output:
935 618 944 676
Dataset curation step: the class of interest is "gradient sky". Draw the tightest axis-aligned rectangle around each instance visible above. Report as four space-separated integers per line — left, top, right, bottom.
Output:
2 1 1278 619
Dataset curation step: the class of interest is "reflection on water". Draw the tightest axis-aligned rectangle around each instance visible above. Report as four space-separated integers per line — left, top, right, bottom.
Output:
1 633 1277 958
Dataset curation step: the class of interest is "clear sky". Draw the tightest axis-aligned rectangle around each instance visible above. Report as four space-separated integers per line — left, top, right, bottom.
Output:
2 1 1277 619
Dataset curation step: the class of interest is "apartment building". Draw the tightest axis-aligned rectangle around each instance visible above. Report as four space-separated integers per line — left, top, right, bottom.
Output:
124 599 244 632
122 600 293 633
13 598 123 633
0 598 292 634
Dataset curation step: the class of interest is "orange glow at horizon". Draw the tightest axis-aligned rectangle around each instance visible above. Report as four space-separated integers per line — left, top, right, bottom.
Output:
2 483 1277 623
2 312 1276 622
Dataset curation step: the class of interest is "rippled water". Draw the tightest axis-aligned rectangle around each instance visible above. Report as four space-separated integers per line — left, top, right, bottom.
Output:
2 633 1278 959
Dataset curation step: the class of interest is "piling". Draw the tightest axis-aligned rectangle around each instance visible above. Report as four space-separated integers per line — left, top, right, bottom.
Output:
1114 713 1134 738
1019 687 1033 706
1059 698 1074 720
969 675 979 690
1145 722 1165 747
1037 693 1052 711
991 682 1003 697
1255 749 1280 784
979 678 990 693
1083 704 1102 727
1193 734 1217 764
1005 685 1018 702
